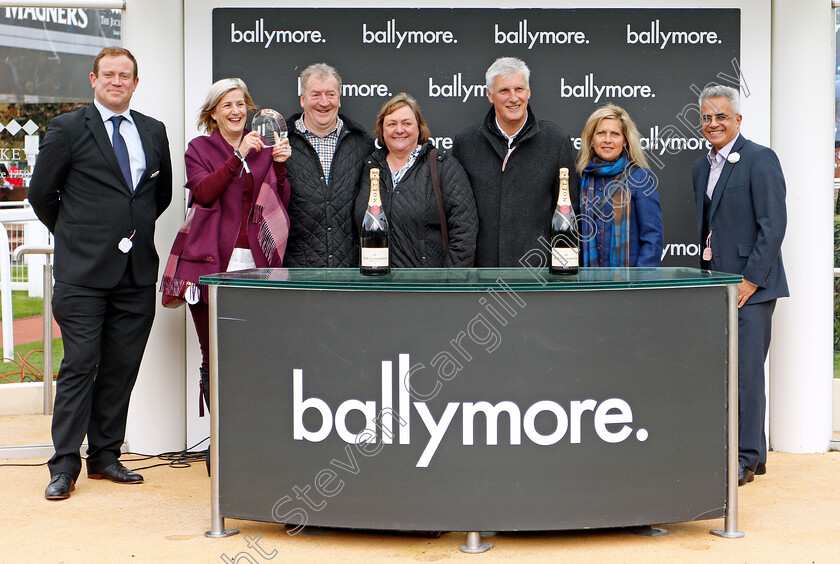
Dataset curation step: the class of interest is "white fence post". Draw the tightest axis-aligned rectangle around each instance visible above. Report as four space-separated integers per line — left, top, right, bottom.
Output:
0 222 14 361
0 204 49 361
24 221 48 298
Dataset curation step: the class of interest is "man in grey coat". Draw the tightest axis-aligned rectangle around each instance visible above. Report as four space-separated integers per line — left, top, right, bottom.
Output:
453 57 578 267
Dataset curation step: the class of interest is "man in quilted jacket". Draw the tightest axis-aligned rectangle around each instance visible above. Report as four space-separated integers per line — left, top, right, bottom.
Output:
284 63 374 267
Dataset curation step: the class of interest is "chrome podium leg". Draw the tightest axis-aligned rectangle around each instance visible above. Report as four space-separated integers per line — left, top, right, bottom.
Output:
711 283 744 539
205 285 239 538
460 531 493 553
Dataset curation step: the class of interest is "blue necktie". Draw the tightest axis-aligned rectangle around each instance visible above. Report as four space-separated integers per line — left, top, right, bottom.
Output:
109 115 132 189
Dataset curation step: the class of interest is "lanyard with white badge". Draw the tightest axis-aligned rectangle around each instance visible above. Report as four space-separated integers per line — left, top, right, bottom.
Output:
119 229 135 253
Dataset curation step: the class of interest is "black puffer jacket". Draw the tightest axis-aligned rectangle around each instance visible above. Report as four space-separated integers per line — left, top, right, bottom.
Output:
284 114 374 267
453 106 578 267
355 142 477 268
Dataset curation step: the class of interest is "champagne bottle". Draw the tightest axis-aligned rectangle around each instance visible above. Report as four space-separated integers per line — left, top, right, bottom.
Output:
360 168 390 276
549 168 579 275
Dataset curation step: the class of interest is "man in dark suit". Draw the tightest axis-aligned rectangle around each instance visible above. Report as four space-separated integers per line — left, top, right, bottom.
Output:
692 84 788 486
29 47 172 500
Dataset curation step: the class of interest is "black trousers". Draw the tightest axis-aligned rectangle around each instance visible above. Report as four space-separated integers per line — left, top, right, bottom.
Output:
48 266 155 480
738 299 776 471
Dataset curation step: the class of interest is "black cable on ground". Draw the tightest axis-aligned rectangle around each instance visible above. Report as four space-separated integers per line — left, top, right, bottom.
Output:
121 437 210 471
0 460 48 467
0 437 210 470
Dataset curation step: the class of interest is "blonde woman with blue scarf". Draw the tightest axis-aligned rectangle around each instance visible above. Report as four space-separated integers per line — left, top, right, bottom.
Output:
576 104 664 267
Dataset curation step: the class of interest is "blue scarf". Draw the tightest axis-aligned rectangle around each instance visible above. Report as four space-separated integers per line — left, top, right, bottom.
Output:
580 155 631 267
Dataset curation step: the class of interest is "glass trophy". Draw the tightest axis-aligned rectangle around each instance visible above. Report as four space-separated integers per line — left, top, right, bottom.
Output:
252 109 287 147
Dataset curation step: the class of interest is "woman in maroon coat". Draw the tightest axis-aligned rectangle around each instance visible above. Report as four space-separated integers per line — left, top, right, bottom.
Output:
163 78 291 439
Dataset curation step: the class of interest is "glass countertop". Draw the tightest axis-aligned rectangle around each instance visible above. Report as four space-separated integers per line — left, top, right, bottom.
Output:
201 267 741 292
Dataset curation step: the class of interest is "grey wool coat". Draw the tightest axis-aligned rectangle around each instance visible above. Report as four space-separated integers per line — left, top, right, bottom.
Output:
453 106 578 267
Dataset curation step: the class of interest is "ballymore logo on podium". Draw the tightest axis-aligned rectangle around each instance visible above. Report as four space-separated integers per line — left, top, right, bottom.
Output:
293 354 649 468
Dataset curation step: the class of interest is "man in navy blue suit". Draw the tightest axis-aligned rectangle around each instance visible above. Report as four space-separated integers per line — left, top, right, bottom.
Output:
29 47 172 500
692 84 789 486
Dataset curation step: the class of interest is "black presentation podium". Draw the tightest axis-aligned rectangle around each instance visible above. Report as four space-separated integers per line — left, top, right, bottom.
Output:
201 268 743 549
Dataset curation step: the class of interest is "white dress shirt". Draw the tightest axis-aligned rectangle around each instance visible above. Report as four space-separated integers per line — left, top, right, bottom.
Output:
495 112 527 148
93 99 147 189
705 135 739 199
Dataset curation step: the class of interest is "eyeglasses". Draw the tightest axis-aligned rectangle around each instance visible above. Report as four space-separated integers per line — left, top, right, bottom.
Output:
700 113 738 125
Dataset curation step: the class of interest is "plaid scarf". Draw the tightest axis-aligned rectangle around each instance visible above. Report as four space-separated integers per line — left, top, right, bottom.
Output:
580 155 631 267
252 165 289 267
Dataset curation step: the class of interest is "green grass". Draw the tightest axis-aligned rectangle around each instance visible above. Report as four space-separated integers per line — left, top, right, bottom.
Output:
0 339 63 383
0 291 61 383
0 291 47 319
835 352 840 379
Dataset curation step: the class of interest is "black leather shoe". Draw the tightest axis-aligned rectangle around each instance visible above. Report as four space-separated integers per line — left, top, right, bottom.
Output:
755 462 767 475
45 473 75 500
87 461 144 484
738 462 755 486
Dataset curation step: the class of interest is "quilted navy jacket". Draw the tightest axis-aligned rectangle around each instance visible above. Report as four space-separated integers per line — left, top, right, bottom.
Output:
355 142 478 268
284 113 374 267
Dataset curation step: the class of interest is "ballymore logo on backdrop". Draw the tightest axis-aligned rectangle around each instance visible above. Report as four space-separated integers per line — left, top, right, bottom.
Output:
361 19 458 48
558 73 655 103
493 19 588 49
230 18 327 47
427 73 487 103
626 19 723 49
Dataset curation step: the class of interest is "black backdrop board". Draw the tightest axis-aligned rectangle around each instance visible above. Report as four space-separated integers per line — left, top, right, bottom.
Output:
216 284 726 530
212 7 740 267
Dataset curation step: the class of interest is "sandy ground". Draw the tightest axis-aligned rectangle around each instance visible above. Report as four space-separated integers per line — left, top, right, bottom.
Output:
1 445 838 563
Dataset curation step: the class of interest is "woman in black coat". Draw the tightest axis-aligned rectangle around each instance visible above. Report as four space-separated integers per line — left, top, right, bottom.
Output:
356 93 477 267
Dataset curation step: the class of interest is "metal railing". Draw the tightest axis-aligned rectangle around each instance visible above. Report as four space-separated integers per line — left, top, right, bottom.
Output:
6 223 27 285
0 206 47 362
11 245 54 415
